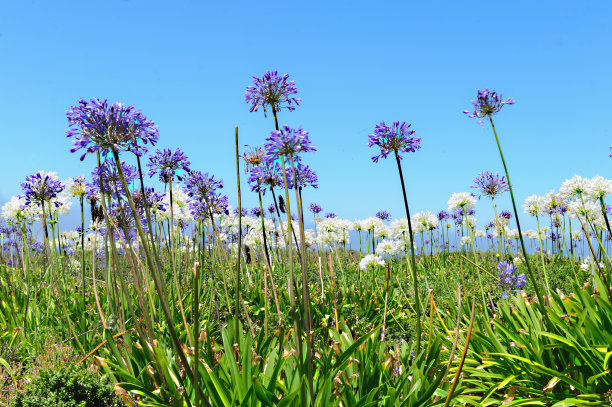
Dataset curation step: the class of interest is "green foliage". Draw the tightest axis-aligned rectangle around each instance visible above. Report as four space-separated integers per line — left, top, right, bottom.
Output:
10 366 123 407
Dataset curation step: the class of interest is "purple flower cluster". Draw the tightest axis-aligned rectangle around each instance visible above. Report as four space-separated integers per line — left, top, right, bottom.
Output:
464 89 514 123
184 171 228 218
497 260 526 299
376 210 391 221
286 163 318 190
309 202 322 214
147 148 191 183
66 98 159 160
325 212 337 219
471 171 509 199
92 160 138 196
368 121 421 163
264 125 316 162
247 161 283 194
21 172 65 208
245 71 300 117
437 210 450 221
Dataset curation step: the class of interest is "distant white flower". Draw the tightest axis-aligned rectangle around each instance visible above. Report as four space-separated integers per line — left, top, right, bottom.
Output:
523 195 545 216
375 239 403 256
1 196 41 222
460 236 471 246
412 211 439 233
359 254 385 270
447 192 476 212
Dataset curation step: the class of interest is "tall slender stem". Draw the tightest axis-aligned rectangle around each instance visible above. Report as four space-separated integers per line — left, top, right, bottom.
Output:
234 126 242 337
394 151 421 354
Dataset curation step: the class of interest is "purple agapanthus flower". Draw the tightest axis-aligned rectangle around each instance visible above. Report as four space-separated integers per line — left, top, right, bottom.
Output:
368 121 421 163
437 210 450 221
251 207 263 217
247 161 283 195
497 260 526 299
245 71 300 117
234 208 248 217
264 125 316 162
499 210 512 220
66 98 159 161
309 202 322 214
464 89 514 125
286 163 318 189
21 172 65 208
376 210 391 221
268 204 276 215
325 212 337 219
92 160 138 196
133 187 166 213
147 148 190 183
471 171 509 199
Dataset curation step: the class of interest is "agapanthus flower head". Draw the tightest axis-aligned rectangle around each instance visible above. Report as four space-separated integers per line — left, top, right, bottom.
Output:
447 192 477 212
147 148 191 183
325 212 337 219
234 208 248 217
309 202 322 214
497 260 526 298
376 210 391 221
66 98 159 160
471 171 509 199
499 210 512 220
251 207 263 218
585 175 612 200
133 187 166 213
245 71 300 117
559 175 588 200
464 89 514 124
21 171 65 208
375 239 403 257
243 146 266 173
66 176 88 198
437 210 450 221
286 163 318 189
523 195 545 216
184 171 224 198
359 254 385 271
247 161 283 195
368 121 421 163
264 125 316 162
267 203 276 214
92 159 138 196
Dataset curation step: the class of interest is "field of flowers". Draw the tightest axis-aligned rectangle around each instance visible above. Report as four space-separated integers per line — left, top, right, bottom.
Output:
0 72 610 406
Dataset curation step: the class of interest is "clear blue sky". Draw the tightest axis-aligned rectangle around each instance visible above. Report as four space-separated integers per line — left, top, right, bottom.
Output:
0 1 610 231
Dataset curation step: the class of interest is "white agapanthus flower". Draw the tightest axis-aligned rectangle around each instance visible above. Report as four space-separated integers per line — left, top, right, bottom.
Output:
389 218 408 239
505 227 520 240
474 229 486 238
359 254 385 270
375 239 403 256
447 192 476 212
412 211 439 233
585 175 612 200
541 190 566 214
559 175 588 200
568 200 604 227
523 195 545 216
158 185 194 224
2 196 41 222
460 236 471 246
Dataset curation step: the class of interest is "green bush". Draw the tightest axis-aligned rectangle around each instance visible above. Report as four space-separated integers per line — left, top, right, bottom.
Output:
10 365 123 407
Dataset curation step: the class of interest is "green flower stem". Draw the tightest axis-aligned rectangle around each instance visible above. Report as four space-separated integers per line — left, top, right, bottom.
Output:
234 126 242 337
394 150 421 354
488 115 547 313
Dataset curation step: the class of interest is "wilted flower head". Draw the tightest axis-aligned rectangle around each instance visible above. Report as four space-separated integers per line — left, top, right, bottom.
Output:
471 171 509 199
243 146 266 172
66 98 159 160
464 89 514 123
21 171 65 208
264 125 316 161
368 121 421 163
497 260 526 298
147 148 190 183
447 192 477 212
245 71 300 117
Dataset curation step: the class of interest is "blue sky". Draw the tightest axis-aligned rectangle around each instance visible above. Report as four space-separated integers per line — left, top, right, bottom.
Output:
0 1 610 232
